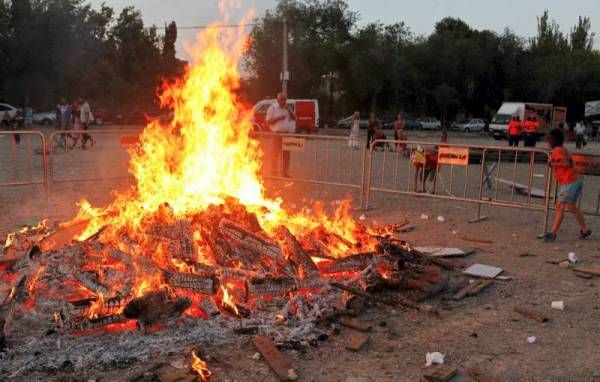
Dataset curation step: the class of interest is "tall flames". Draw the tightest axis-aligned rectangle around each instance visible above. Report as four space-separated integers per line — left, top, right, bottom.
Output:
66 13 380 299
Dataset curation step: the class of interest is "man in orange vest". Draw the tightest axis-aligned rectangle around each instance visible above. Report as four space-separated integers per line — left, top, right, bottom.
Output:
523 116 538 147
508 115 522 147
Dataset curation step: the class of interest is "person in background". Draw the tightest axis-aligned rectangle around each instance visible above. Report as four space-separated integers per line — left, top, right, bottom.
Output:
394 113 407 152
266 92 296 177
348 111 360 149
523 116 537 147
79 96 95 149
69 99 81 150
411 145 438 193
567 122 576 142
440 130 448 143
543 128 591 242
367 113 380 149
55 98 72 149
507 115 521 147
575 120 586 150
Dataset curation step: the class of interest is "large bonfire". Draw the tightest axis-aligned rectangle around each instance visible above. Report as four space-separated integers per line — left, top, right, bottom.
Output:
1 13 447 380
62 15 383 299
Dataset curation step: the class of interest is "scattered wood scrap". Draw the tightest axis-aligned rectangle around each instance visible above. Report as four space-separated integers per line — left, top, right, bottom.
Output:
465 367 495 382
514 306 548 323
252 336 297 381
573 268 600 278
460 236 493 245
338 316 372 332
452 280 493 300
423 364 457 382
344 330 369 351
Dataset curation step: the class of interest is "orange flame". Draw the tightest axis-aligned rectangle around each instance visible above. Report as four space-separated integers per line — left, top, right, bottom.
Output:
28 266 45 294
62 9 381 300
191 350 212 381
220 285 239 316
86 293 105 319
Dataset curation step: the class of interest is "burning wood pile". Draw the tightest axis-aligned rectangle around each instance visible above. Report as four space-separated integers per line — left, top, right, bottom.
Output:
0 198 452 377
0 11 456 379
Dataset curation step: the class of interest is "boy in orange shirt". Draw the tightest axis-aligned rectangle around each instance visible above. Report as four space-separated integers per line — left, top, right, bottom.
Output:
543 128 591 242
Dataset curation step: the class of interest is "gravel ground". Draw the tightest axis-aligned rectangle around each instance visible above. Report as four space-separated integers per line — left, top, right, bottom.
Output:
1 126 600 381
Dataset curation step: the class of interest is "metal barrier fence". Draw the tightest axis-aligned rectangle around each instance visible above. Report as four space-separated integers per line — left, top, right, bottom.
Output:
363 139 554 231
10 129 600 233
48 129 141 185
251 131 367 192
0 131 48 196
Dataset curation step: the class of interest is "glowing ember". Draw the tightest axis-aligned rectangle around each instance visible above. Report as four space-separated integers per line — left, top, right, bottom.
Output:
27 266 45 295
191 350 212 381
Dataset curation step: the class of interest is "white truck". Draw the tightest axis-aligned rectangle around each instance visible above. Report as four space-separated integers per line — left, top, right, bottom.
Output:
490 102 566 140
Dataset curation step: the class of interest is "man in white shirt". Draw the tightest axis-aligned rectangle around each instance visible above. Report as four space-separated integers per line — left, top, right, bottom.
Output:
575 121 586 149
266 93 296 176
79 97 95 149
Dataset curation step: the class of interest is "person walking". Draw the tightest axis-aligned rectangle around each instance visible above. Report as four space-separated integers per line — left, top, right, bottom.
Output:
393 113 407 152
348 111 360 149
543 128 591 242
79 97 95 150
266 92 296 177
507 115 521 147
366 113 380 149
575 120 586 150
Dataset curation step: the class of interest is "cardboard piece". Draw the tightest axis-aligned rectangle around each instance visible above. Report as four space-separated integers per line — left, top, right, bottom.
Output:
463 263 503 279
414 246 474 258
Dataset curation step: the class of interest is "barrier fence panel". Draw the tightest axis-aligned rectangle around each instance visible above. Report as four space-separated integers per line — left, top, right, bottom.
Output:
251 132 366 192
363 139 553 231
0 130 47 191
48 129 141 185
567 153 600 216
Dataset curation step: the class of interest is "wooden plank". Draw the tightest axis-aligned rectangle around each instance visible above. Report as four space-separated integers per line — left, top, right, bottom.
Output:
467 280 494 296
513 306 548 323
345 330 369 351
252 336 297 381
452 281 481 300
423 364 457 382
573 267 600 277
338 316 372 332
39 220 89 251
465 367 495 382
460 236 493 245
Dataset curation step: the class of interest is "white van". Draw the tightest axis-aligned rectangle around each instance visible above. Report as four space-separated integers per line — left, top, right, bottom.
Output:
490 102 562 140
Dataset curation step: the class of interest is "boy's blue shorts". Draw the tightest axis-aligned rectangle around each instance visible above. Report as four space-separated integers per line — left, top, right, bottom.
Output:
558 178 584 204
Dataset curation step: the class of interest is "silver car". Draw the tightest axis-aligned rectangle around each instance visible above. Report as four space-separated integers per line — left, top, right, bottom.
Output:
416 117 441 130
452 118 486 132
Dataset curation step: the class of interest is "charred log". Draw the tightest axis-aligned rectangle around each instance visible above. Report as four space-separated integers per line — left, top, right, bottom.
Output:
276 226 319 279
123 289 191 329
163 271 219 295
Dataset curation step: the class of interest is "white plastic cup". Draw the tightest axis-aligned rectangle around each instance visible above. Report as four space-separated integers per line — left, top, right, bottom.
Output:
551 301 565 311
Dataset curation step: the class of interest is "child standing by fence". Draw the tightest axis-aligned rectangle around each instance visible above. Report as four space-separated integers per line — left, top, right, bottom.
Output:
543 128 591 242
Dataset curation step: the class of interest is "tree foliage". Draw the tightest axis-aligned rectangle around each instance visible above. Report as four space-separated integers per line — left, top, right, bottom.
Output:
245 1 600 122
0 0 184 111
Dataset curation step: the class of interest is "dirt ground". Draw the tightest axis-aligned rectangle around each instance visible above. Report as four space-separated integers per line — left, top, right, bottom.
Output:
2 127 600 381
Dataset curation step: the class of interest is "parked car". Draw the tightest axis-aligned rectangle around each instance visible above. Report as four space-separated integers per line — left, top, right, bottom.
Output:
33 111 56 125
337 115 370 129
451 118 486 132
93 108 111 125
252 99 319 133
404 116 423 130
416 117 441 130
0 103 19 126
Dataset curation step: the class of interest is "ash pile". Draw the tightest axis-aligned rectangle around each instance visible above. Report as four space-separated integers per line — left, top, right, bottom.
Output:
0 199 451 378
